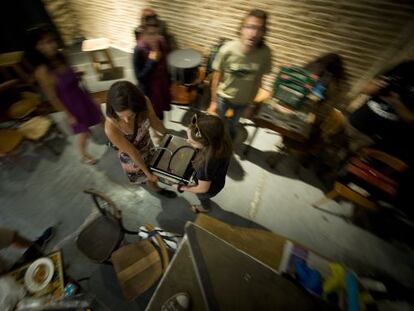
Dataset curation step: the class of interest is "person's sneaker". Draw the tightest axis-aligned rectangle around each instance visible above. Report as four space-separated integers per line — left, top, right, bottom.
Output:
34 227 55 250
157 189 178 199
161 292 191 311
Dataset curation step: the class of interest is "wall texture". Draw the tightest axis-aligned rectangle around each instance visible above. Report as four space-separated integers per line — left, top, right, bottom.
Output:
55 0 414 98
42 0 81 45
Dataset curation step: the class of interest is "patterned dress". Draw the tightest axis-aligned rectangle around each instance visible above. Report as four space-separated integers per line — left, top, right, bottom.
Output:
117 117 155 184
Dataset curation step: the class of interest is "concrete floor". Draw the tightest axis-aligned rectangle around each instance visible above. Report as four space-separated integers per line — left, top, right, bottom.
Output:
1 46 413 310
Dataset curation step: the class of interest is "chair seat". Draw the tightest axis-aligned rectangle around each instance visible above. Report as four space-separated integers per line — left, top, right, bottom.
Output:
77 216 123 262
7 98 40 119
0 51 24 66
0 129 23 155
18 116 53 140
112 240 162 301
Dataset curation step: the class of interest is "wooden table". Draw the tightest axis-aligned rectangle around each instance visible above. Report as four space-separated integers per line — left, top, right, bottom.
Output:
81 38 117 80
243 96 316 156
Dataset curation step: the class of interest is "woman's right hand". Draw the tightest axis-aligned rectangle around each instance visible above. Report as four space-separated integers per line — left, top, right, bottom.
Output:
148 51 159 61
146 173 158 183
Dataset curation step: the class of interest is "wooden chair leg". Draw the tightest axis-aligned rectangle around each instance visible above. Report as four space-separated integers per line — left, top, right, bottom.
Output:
312 190 338 208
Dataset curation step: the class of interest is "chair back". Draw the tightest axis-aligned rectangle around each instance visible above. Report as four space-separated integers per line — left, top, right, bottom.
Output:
83 188 122 221
76 189 124 263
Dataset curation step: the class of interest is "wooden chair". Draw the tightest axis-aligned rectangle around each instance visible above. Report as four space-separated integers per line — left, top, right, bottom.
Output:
17 116 65 155
77 189 170 300
111 224 169 300
0 51 36 89
0 128 25 169
312 148 409 211
7 95 41 120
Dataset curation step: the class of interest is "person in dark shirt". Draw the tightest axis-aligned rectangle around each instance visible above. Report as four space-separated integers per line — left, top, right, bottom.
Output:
175 114 233 213
347 60 414 162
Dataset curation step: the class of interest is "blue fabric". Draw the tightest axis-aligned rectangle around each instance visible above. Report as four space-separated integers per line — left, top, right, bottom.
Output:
294 259 323 295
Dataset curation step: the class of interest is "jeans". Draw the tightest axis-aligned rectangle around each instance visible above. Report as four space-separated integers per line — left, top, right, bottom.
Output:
216 96 247 139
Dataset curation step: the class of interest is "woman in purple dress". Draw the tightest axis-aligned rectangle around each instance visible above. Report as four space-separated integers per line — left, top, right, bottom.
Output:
133 19 171 120
26 26 102 164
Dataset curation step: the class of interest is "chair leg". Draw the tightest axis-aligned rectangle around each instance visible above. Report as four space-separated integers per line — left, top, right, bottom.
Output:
312 190 338 208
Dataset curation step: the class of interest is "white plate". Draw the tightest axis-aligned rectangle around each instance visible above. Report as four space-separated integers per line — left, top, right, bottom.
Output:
24 258 54 293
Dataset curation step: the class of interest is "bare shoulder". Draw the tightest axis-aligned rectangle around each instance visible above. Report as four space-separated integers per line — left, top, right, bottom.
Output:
35 65 54 83
104 117 118 134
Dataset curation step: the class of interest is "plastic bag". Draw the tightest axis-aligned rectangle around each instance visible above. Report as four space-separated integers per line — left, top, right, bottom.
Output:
0 276 26 311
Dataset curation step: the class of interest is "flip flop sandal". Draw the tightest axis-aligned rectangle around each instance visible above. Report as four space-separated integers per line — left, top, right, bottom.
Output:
81 157 98 165
191 204 211 214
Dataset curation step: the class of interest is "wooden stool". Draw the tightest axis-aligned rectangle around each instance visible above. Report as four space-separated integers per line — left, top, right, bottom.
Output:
81 38 123 81
0 51 35 89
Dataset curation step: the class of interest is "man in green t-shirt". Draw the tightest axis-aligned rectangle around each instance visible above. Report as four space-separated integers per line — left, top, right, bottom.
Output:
210 9 272 138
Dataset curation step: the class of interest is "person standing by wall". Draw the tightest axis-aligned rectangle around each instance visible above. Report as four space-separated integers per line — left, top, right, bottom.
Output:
209 9 272 139
133 18 171 121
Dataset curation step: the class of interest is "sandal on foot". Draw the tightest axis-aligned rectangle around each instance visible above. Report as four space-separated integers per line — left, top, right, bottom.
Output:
81 156 98 165
191 204 211 214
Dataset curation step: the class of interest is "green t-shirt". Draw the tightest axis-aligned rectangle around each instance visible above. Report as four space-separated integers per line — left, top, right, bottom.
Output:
212 40 272 104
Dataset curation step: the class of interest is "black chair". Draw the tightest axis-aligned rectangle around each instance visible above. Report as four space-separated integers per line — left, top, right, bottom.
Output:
76 189 138 263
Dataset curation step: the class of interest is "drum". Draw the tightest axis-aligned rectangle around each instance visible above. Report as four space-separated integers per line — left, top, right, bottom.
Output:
168 49 202 84
149 135 197 186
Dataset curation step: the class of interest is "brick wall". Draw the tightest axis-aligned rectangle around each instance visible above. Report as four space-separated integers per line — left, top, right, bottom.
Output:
63 0 414 99
42 0 81 46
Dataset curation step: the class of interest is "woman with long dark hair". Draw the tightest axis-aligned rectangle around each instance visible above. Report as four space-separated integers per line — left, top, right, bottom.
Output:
25 25 102 164
175 114 233 213
105 81 176 198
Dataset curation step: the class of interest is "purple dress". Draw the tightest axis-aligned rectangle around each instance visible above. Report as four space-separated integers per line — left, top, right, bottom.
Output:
53 67 102 134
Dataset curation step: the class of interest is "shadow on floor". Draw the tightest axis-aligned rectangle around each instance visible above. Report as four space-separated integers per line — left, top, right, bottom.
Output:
156 196 266 236
236 143 327 192
227 154 246 181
